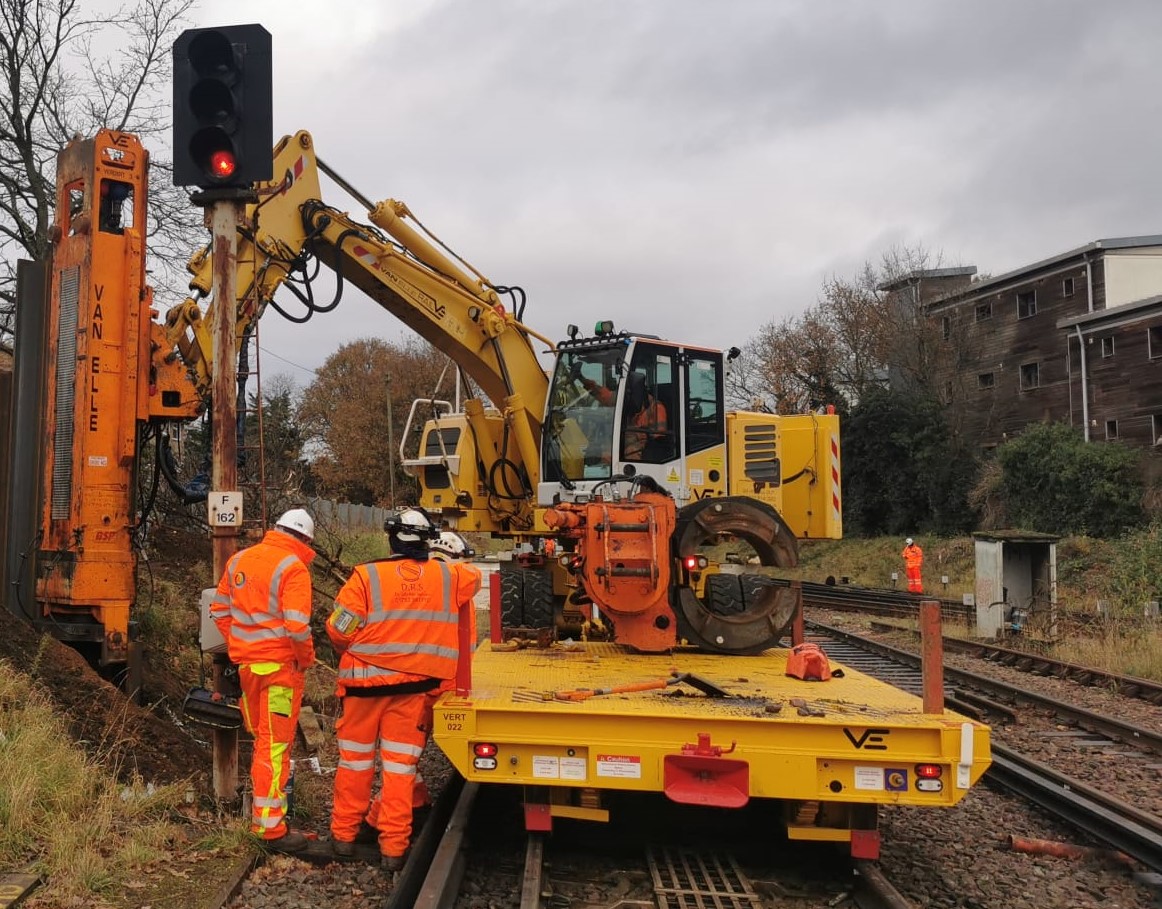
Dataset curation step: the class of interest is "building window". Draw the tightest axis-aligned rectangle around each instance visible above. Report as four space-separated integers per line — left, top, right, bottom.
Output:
977 372 995 389
1101 337 1115 358
1020 362 1039 390
1017 290 1037 319
1106 420 1119 440
942 316 951 340
975 302 992 322
1063 277 1075 297
1151 326 1162 359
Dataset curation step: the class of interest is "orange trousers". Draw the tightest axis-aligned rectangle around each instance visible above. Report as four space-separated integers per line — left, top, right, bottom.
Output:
331 692 428 857
906 566 923 593
239 663 303 839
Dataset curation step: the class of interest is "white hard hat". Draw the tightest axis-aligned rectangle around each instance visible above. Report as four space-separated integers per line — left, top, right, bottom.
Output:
905 538 914 546
430 530 474 559
384 508 434 543
276 508 315 541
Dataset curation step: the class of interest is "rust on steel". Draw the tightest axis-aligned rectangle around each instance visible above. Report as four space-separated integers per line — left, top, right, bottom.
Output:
210 199 245 799
919 599 944 714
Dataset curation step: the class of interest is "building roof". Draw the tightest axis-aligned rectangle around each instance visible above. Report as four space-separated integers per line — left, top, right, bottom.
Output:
963 236 1162 296
922 235 1162 313
972 530 1060 543
1056 293 1162 332
877 266 977 293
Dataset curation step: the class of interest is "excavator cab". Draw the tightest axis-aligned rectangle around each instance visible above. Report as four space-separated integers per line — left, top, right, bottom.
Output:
539 322 720 507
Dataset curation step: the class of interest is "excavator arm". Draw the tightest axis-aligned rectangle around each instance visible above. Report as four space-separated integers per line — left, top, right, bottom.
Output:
161 131 551 497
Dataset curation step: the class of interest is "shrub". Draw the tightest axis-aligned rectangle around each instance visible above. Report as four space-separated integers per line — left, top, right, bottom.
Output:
996 422 1144 536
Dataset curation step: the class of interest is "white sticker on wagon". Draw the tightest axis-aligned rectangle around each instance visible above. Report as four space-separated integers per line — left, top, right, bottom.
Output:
560 757 587 780
532 756 560 779
854 766 884 790
596 754 642 779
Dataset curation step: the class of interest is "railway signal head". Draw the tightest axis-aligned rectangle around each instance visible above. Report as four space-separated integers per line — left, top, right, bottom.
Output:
172 24 272 189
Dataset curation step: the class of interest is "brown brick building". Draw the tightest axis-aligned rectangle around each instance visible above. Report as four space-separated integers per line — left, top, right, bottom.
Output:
917 237 1162 449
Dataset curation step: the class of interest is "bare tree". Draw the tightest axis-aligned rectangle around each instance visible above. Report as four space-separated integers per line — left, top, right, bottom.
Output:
0 0 199 342
738 243 971 413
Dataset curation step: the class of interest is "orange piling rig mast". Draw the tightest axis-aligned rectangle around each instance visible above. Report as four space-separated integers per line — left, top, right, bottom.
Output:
25 131 198 671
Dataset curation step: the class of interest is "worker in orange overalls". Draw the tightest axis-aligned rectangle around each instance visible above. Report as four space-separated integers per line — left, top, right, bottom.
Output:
210 508 317 854
902 537 924 594
361 530 480 829
327 510 478 873
621 372 668 460
579 369 669 461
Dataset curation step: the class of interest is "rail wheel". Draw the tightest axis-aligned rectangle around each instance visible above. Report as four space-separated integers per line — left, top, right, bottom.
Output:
673 496 800 654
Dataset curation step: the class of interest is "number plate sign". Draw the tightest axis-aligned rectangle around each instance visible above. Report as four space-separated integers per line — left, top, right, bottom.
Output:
209 491 243 527
0 873 40 907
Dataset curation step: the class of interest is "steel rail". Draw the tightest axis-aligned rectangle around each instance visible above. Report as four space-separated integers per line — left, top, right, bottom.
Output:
988 744 1162 874
808 620 1162 753
938 635 1162 705
389 775 475 909
808 620 1162 876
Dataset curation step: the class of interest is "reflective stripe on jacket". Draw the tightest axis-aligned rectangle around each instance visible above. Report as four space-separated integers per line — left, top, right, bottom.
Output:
902 544 924 569
210 529 317 668
326 556 479 691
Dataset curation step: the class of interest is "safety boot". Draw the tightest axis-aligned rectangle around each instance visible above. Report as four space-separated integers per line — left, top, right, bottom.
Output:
332 839 356 861
353 820 379 844
267 830 309 854
382 849 409 873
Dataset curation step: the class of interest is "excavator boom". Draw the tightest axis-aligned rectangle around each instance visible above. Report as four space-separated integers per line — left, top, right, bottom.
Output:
164 131 550 489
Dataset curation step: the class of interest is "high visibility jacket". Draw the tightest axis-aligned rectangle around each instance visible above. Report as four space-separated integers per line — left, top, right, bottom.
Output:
211 530 316 669
902 544 924 569
326 556 479 694
624 397 668 459
429 554 482 649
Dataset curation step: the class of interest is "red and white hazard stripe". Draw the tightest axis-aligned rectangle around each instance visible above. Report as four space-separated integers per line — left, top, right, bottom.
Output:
830 434 842 532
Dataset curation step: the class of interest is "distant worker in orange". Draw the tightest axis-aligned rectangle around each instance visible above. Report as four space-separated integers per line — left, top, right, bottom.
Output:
621 371 669 460
902 537 924 594
327 509 475 873
210 508 317 854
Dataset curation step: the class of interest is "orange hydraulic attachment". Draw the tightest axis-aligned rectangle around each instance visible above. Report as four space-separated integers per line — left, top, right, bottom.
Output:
38 131 199 665
785 642 833 681
543 491 677 652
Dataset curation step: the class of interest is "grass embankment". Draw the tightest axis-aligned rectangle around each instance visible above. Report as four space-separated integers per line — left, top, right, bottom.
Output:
791 530 1162 681
0 652 249 908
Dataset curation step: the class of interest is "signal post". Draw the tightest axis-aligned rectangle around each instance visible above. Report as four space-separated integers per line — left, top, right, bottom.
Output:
172 24 273 800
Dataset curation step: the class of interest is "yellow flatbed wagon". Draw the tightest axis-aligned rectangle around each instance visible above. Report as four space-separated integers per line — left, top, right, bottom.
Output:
433 640 990 859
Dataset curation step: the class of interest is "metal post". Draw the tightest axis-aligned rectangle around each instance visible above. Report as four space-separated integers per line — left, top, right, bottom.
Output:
386 374 396 508
209 198 244 799
919 600 944 714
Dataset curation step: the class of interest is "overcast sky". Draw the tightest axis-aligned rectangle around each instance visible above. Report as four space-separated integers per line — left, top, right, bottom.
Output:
192 0 1162 385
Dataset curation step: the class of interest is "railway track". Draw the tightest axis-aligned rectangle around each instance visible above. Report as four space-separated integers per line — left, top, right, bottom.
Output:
808 619 1162 875
801 581 975 625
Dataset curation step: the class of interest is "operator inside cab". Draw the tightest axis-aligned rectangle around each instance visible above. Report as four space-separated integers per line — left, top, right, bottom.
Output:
543 338 681 484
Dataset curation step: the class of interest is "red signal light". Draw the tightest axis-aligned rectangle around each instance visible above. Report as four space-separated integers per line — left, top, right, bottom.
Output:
684 556 698 570
915 763 942 779
209 149 236 178
473 742 498 758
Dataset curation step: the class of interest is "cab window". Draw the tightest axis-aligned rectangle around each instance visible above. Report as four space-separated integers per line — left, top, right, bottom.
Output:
685 355 724 454
621 344 676 463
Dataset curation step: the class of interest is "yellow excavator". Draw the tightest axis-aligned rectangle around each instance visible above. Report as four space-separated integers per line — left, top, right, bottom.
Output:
3 127 841 663
162 129 843 655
